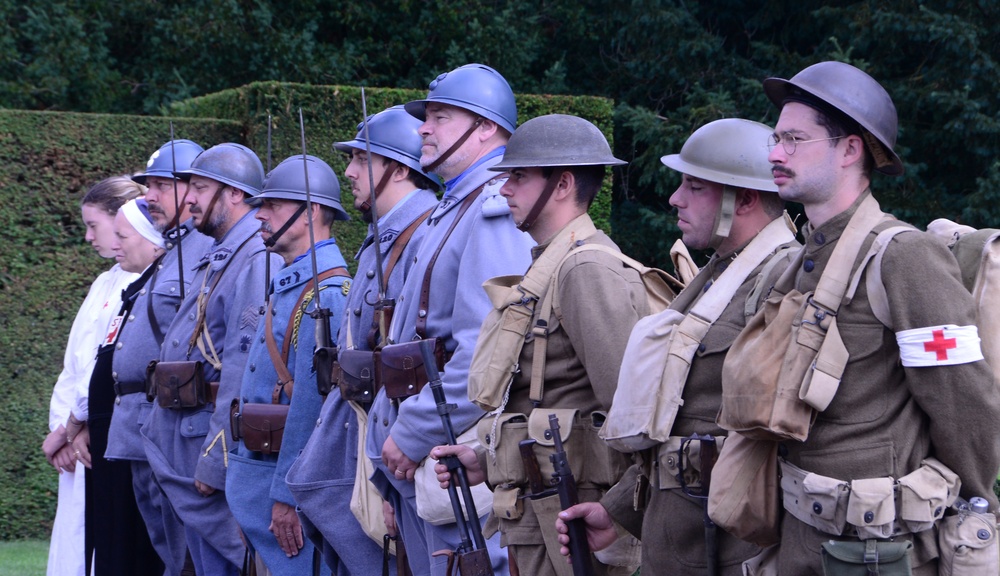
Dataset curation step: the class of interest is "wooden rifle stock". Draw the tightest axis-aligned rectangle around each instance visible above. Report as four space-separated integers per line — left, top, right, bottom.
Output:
548 414 595 576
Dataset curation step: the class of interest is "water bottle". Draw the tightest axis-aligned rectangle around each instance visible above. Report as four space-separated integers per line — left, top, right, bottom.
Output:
970 496 990 514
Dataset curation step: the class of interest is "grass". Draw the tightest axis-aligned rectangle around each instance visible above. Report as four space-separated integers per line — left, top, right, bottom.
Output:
0 540 47 576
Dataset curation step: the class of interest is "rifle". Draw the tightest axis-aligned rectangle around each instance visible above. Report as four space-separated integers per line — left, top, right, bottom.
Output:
168 123 185 300
418 338 492 576
547 414 595 576
359 87 394 347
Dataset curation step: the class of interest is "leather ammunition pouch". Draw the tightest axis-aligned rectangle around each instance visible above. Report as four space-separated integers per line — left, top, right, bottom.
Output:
336 349 380 404
147 360 213 409
230 399 288 455
478 408 629 490
380 338 445 400
313 346 338 397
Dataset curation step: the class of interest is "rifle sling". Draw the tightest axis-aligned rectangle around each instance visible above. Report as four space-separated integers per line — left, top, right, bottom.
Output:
415 186 485 339
264 266 350 404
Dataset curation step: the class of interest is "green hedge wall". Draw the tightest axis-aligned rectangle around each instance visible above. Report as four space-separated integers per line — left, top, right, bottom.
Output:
1 83 616 540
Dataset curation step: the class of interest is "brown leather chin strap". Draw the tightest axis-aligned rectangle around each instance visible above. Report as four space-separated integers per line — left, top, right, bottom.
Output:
516 168 565 232
359 161 398 214
263 201 308 248
197 184 228 233
424 118 484 173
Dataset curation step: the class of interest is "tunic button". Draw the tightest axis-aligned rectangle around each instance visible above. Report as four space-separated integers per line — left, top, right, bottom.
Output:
271 308 277 315
383 418 389 426
189 312 196 320
187 425 194 432
413 256 418 263
140 289 147 295
170 286 176 293
115 397 121 405
116 342 123 350
316 418 322 426
803 259 815 273
172 339 179 347
345 422 350 429
813 502 823 514
249 363 256 372
863 511 874 523
128 315 135 322
112 371 118 379
354 308 361 316
418 310 427 318
814 232 826 245
697 344 706 353
366 270 375 279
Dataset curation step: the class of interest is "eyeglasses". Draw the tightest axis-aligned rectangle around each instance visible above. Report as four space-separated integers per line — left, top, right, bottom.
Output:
767 132 842 155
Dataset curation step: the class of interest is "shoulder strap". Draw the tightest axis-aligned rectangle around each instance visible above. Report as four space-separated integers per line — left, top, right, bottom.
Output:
265 266 349 403
845 226 919 329
811 193 887 312
367 208 433 349
415 185 486 338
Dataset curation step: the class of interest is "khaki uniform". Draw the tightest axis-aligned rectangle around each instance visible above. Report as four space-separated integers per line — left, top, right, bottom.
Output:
602 234 797 575
490 217 649 576
774 194 1000 574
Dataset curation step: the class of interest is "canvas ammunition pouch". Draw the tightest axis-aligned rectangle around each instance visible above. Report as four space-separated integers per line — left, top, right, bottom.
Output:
146 360 215 409
820 539 913 576
779 458 960 539
477 408 629 491
707 433 782 547
335 348 380 404
937 503 1000 576
719 194 889 442
229 400 287 455
379 338 446 400
602 215 796 452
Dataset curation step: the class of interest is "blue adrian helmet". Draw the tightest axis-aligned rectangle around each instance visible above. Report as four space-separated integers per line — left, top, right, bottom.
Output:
256 155 349 221
132 139 204 185
404 63 517 134
333 105 439 190
174 143 265 196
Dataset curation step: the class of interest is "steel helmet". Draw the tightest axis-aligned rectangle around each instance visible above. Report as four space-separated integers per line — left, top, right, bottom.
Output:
661 119 778 192
133 140 204 185
491 114 625 171
404 63 517 134
174 143 265 196
763 61 903 176
256 155 349 221
333 105 439 189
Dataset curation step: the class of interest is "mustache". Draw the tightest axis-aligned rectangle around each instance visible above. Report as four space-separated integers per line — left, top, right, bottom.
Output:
189 205 202 214
772 166 794 178
260 223 273 234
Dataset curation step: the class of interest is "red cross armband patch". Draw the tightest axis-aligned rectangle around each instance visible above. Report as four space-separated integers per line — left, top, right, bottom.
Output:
896 324 984 367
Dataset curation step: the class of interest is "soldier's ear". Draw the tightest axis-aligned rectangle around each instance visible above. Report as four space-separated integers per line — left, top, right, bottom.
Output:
734 188 760 215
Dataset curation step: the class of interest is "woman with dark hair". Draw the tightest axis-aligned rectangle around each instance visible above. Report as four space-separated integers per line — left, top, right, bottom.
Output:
41 176 142 576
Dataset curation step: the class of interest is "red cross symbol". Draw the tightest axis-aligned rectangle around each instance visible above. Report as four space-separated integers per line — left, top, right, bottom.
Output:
924 329 957 360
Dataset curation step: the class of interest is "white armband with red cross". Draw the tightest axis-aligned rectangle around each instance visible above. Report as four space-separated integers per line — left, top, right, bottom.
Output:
896 324 984 367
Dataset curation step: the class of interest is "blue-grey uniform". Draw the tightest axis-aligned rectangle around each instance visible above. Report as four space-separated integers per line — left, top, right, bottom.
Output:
141 210 281 575
105 220 213 574
365 150 533 576
226 239 349 576
287 188 438 575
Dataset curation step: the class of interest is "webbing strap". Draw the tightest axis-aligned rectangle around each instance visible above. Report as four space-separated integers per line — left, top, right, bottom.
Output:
414 185 485 339
264 267 348 403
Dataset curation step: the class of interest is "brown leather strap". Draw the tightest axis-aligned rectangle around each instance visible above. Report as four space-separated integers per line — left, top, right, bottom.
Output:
187 233 258 355
359 162 397 213
424 118 483 173
367 208 434 349
415 186 485 338
265 266 350 403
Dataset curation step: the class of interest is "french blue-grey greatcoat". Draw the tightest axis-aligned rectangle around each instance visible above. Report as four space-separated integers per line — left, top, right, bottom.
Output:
287 188 438 575
105 220 213 575
141 210 281 575
365 150 534 576
226 239 349 576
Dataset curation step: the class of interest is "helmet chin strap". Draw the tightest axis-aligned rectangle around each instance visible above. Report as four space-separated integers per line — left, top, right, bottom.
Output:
516 168 565 232
709 185 738 249
424 117 483 173
358 161 398 214
263 202 308 248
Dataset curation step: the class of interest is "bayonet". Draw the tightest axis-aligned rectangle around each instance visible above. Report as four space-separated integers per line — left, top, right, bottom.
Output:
168 122 185 299
360 88 393 346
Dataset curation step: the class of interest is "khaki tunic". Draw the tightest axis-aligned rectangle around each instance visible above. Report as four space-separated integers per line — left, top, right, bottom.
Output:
493 221 649 576
602 229 798 576
774 194 1000 574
